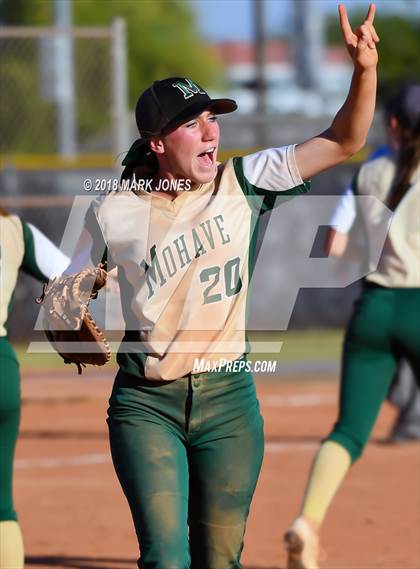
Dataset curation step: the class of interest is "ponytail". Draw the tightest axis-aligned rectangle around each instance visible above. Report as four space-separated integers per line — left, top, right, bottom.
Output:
387 118 420 210
0 206 9 217
385 84 420 210
121 138 157 182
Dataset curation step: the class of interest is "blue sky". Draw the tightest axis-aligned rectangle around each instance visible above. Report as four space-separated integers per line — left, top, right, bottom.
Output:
190 0 415 41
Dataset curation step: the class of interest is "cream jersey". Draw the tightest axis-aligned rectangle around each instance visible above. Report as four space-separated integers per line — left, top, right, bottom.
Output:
0 215 69 336
86 146 309 380
330 154 420 287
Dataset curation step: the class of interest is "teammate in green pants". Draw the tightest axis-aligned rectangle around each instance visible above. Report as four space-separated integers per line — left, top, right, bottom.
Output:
0 208 69 568
67 4 378 567
284 83 420 569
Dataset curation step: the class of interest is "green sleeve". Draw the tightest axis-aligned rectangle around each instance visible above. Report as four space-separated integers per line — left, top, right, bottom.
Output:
232 156 311 215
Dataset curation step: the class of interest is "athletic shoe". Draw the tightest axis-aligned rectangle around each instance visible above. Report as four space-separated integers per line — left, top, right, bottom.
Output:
284 517 320 569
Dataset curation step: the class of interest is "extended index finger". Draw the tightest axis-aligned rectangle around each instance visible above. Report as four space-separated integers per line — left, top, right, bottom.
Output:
366 2 376 23
338 4 353 42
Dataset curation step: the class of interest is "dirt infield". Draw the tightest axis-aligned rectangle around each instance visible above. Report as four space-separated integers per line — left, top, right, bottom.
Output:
16 370 419 569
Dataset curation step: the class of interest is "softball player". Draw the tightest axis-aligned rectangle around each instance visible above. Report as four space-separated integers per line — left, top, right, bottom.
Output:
284 83 420 569
361 146 420 444
0 208 69 569
67 5 378 567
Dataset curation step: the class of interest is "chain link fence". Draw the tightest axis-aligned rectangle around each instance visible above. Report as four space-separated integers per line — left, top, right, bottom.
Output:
0 22 129 165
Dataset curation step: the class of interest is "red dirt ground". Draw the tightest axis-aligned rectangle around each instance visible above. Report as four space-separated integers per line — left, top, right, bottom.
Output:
15 369 420 569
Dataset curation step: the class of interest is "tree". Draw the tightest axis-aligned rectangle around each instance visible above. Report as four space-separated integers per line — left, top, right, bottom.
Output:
0 0 223 154
0 0 222 105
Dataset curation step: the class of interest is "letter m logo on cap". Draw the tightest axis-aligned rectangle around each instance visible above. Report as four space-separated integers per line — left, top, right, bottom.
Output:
172 78 206 99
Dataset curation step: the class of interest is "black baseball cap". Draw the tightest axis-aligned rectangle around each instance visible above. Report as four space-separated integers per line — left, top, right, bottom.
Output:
386 83 420 130
135 77 237 139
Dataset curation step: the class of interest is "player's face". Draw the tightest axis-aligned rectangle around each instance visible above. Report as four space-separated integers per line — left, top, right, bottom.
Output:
158 110 220 184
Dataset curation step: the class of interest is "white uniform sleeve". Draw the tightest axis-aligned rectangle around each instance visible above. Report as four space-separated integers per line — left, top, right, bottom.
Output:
329 187 357 234
241 145 306 191
64 228 96 274
26 223 70 278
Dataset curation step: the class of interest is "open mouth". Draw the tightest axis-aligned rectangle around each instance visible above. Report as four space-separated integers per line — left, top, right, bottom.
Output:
197 147 216 168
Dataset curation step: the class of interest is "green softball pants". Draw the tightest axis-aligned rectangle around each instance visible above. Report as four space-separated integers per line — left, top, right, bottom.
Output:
0 338 20 522
327 284 420 462
107 361 264 569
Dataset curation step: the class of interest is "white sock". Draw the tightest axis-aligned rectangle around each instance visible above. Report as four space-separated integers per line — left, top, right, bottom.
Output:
301 441 351 526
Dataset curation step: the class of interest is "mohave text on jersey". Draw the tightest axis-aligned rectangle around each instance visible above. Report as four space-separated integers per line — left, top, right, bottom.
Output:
139 214 231 299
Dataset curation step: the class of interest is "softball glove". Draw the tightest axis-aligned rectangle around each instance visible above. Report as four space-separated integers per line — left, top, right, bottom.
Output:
36 266 111 374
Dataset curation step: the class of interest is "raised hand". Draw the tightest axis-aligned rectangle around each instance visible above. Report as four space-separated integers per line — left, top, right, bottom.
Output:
339 3 379 70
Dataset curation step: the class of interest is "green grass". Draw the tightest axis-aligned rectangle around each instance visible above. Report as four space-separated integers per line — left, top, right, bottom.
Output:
247 329 344 362
15 346 78 371
15 329 344 372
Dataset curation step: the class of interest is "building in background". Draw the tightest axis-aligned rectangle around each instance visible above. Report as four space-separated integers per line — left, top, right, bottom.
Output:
210 40 352 116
